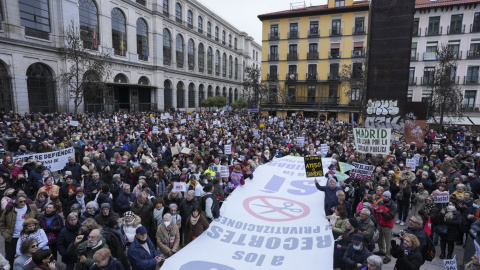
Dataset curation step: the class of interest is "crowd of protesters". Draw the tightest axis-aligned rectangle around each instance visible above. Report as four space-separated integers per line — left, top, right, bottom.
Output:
0 109 477 270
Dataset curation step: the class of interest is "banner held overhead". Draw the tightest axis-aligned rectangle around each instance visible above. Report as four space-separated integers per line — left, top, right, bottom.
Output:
353 128 391 155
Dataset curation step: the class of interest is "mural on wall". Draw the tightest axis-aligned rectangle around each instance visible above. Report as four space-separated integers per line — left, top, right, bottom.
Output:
365 100 404 140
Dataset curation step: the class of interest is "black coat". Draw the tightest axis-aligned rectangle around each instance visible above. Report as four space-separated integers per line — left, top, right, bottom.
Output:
438 210 462 242
391 246 424 270
63 163 82 182
57 222 81 264
89 256 124 270
342 244 371 270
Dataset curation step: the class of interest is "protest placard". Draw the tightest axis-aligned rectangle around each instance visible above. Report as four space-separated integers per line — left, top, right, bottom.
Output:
4 147 75 172
152 126 159 134
320 144 328 154
70 121 79 127
171 146 179 156
406 159 416 171
349 162 375 180
172 182 186 192
220 165 229 178
296 137 305 147
434 194 449 204
280 121 284 128
353 128 391 155
181 119 186 124
180 148 191 155
443 255 457 270
224 145 231 155
304 156 323 177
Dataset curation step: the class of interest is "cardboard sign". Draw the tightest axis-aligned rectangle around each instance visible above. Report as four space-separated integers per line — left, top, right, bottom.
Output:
353 128 392 155
220 165 229 178
172 182 186 192
171 146 179 156
180 148 192 155
181 119 186 124
165 128 170 134
104 119 109 124
406 159 416 171
224 145 232 155
434 194 449 204
320 144 328 154
296 137 305 147
349 162 375 180
304 156 323 177
70 120 79 127
152 126 159 134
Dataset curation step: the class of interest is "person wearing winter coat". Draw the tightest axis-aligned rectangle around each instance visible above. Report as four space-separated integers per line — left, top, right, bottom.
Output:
115 184 135 217
130 192 154 234
16 219 49 256
101 218 129 270
184 205 209 245
334 218 360 269
465 252 480 270
90 248 124 270
36 177 59 201
200 184 220 223
13 175 35 201
13 237 36 270
156 213 180 260
30 249 62 270
127 226 162 270
343 234 371 270
94 185 113 208
57 213 81 270
229 165 245 189
315 178 343 214
360 255 383 270
120 211 142 244
59 176 80 207
67 229 109 270
327 205 348 239
38 203 64 260
390 233 424 270
391 179 412 226
437 201 462 259
373 191 397 264
94 203 119 227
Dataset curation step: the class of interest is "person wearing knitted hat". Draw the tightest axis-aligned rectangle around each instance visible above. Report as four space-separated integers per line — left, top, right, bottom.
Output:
373 190 397 264
16 218 48 256
120 211 142 243
94 203 119 226
334 217 360 269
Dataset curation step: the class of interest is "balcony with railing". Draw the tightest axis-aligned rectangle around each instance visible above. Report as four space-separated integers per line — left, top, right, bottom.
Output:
411 53 419 61
222 41 226 45
426 26 442 36
175 17 182 24
163 11 169 17
467 51 480 59
268 54 279 61
447 25 465 34
451 51 462 60
269 32 279 40
413 27 421 37
353 26 366 35
328 73 340 81
286 73 298 81
329 51 341 59
267 74 278 81
308 29 319 37
352 49 364 58
471 24 480 33
408 77 417 86
306 73 317 81
330 28 342 36
287 53 298 60
464 76 479 84
288 31 299 39
307 52 318 60
421 76 434 85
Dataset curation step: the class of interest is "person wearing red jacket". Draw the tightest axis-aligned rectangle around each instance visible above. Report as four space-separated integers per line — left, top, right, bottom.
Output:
373 191 397 264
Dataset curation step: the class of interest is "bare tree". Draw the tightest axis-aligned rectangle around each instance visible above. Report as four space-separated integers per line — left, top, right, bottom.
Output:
242 66 263 108
339 50 368 119
58 22 112 114
426 44 463 131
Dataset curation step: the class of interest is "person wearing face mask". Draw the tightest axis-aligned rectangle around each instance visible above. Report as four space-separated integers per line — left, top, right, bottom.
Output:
467 169 480 198
128 226 161 270
29 162 51 190
315 178 342 215
342 234 371 270
155 214 180 262
373 191 397 264
462 199 480 236
437 201 462 259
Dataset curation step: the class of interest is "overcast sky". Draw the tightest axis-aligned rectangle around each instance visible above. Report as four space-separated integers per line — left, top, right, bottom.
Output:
200 0 329 43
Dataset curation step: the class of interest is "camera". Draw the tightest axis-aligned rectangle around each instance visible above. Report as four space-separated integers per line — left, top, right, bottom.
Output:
392 232 403 238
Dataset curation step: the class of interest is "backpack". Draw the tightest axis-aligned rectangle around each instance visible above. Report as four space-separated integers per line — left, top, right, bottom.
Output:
105 231 126 259
421 234 436 261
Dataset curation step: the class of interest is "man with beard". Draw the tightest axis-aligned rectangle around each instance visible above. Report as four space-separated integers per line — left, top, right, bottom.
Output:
67 229 108 270
127 226 161 270
94 203 120 226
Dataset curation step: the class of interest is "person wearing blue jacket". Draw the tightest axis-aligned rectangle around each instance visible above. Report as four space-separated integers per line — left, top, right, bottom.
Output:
315 177 343 215
127 226 162 270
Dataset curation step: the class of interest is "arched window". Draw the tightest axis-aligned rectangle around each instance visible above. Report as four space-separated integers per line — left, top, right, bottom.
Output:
234 88 238 101
215 26 219 41
207 47 213 74
215 86 220 96
188 39 195 71
177 81 185 108
222 53 227 77
187 10 193 28
222 87 226 98
163 0 169 15
215 50 220 75
198 16 203 33
136 18 148 61
0 61 12 111
207 21 212 37
207 85 213 97
199 84 205 104
20 0 51 39
79 0 99 50
228 56 233 78
234 58 238 79
234 37 237 50
229 88 233 104
188 83 195 108
222 31 225 44
114 73 128 83
228 34 232 47
164 80 172 109
26 63 56 113
111 8 127 56
138 76 149 85
198 43 205 72
163 29 171 65
176 34 184 68
175 3 182 23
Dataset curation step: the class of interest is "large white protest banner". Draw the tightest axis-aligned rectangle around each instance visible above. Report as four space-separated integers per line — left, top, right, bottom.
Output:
11 147 75 172
353 128 391 155
162 156 333 270
349 162 375 180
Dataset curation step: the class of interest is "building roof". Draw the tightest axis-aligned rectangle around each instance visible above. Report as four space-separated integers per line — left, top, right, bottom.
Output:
257 1 369 21
415 0 480 8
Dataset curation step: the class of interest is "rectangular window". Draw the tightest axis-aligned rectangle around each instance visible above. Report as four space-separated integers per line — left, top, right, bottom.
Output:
473 13 480 33
467 66 479 83
352 63 362 79
307 64 317 80
269 65 277 80
464 90 476 108
289 23 298 38
407 90 413 102
409 68 415 85
331 19 342 36
426 42 437 52
335 0 345 7
423 67 435 85
330 42 340 58
288 65 297 74
269 45 278 61
354 18 365 34
413 18 419 36
329 64 339 79
307 85 316 103
329 84 338 104
350 88 360 102
288 85 296 103
309 21 319 36
288 44 298 60
270 24 279 39
411 42 417 60
20 0 51 37
309 43 318 53
428 16 441 35
422 90 432 103
450 14 463 34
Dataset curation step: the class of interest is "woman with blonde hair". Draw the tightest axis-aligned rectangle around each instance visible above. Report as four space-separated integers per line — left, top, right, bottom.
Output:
391 233 424 270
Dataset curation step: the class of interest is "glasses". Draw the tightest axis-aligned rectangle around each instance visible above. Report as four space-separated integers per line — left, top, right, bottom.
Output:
409 219 419 224
30 244 38 248
426 199 433 202
17 200 26 204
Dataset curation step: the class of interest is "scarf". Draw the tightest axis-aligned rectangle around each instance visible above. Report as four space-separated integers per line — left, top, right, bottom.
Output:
153 208 164 225
189 181 197 189
190 214 200 226
76 195 85 211
157 222 178 247
423 203 435 216
445 207 455 220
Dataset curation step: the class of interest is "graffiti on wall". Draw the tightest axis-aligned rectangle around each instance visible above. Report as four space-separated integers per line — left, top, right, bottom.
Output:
365 100 404 137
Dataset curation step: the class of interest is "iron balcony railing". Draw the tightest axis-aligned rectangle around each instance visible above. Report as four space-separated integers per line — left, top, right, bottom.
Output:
307 52 318 59
447 25 465 34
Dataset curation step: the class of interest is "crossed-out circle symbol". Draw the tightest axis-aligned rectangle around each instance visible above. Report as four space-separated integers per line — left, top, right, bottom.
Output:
243 196 310 222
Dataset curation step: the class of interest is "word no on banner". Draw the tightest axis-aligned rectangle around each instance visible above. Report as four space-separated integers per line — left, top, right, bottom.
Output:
304 156 323 177
349 162 374 180
353 128 391 155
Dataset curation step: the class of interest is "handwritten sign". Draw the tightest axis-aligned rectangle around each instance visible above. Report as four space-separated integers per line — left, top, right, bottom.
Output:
224 145 231 155
353 128 391 155
304 156 323 177
172 182 186 192
349 162 374 180
434 194 449 204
